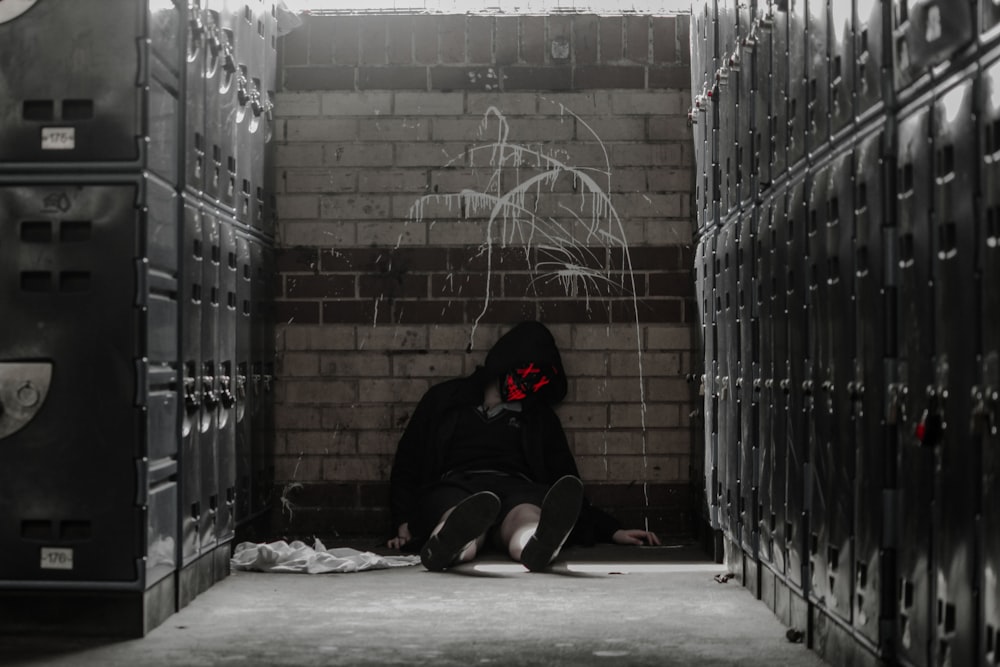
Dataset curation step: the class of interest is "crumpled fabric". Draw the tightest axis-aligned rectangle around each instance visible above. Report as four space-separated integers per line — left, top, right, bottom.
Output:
231 539 420 574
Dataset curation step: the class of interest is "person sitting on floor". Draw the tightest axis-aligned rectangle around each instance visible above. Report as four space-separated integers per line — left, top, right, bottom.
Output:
386 320 660 571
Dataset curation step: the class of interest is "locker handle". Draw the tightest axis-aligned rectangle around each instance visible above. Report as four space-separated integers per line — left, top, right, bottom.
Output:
202 376 219 410
219 375 236 409
184 376 201 413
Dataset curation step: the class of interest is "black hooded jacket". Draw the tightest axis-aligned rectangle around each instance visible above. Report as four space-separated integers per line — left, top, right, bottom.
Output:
388 321 621 546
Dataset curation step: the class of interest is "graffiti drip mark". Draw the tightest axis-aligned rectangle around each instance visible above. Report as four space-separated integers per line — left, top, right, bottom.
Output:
403 103 650 521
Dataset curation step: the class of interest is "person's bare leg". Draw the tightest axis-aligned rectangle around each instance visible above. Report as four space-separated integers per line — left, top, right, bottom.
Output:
499 503 542 561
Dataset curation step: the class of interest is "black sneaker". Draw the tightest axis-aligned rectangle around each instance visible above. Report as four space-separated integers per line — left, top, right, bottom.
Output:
520 475 584 572
420 491 501 571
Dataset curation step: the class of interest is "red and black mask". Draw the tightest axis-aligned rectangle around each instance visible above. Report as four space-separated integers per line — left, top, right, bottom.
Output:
500 362 559 402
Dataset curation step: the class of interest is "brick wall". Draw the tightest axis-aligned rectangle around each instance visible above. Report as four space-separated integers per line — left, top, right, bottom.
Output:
270 12 699 541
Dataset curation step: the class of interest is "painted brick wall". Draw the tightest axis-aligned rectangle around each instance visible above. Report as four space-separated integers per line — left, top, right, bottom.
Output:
270 13 699 541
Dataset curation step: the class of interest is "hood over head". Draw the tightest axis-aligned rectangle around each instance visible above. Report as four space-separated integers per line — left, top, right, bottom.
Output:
483 321 567 405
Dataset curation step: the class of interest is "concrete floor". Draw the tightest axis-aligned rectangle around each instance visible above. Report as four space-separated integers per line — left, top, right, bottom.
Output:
2 542 827 666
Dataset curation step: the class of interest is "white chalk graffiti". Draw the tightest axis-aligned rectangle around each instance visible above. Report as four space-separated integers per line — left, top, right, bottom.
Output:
405 102 650 520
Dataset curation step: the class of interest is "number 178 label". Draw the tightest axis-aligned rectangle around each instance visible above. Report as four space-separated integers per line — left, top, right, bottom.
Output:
40 547 74 570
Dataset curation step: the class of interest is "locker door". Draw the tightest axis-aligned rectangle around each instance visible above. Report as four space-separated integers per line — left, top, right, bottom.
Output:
829 0 855 136
855 0 886 120
186 0 207 196
787 0 809 168
813 150 856 624
697 235 719 527
752 0 772 197
852 128 889 646
736 0 755 208
985 0 1000 37
738 209 758 555
770 2 790 178
806 0 831 154
180 199 203 565
204 0 240 212
895 102 935 667
718 0 740 218
892 0 973 95
717 221 740 536
979 55 1000 667
234 233 253 525
756 195 776 570
0 1 181 179
199 211 221 555
769 186 790 580
930 75 979 667
216 218 238 544
783 176 810 593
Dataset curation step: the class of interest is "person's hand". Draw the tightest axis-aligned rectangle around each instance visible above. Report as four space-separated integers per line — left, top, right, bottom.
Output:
612 529 661 546
387 523 412 550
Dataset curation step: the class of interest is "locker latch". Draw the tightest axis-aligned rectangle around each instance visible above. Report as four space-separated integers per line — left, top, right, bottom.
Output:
219 374 236 410
184 375 201 413
888 383 908 425
202 374 220 410
970 385 998 436
0 362 53 440
915 386 945 447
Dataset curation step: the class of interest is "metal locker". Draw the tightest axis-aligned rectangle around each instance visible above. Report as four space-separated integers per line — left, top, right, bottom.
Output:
258 244 277 513
697 234 720 528
979 54 1000 667
180 198 204 566
199 211 222 555
736 0 755 208
216 218 239 544
0 0 182 183
234 234 253 525
186 0 207 197
737 209 758 556
894 101 935 667
203 0 241 212
892 0 974 96
808 150 856 625
829 0 855 137
855 0 886 120
691 0 718 107
716 221 740 537
929 73 979 667
782 175 810 593
767 185 790 581
852 128 889 648
249 238 275 515
756 194 777 572
0 178 179 588
751 0 773 196
717 0 740 218
806 0 831 155
261 1 280 238
234 0 270 229
985 0 1000 38
787 0 809 169
770 2 790 179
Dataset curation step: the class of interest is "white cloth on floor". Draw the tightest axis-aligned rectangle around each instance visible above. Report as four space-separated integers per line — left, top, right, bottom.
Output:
230 539 420 574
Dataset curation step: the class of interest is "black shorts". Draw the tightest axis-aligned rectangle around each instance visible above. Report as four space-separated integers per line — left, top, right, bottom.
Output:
410 471 549 543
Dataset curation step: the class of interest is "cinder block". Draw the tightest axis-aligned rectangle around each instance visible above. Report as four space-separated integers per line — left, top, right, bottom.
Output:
284 169 357 194
610 90 686 115
428 324 499 352
273 92 322 116
276 144 324 167
387 14 414 65
495 16 519 65
279 221 357 247
439 16 466 64
561 351 609 376
284 430 356 455
430 67 500 92
321 405 393 430
609 350 682 376
275 455 323 483
274 405 323 430
572 324 640 350
645 429 692 455
607 168 647 192
358 324 430 350
575 455 611 482
575 117 646 142
392 352 465 378
626 15 651 63
283 325 357 351
557 403 610 428
618 193 684 218
599 16 624 62
574 14 599 64
276 194 321 219
608 455 681 482
358 169 428 193
357 430 402 455
396 194 465 220
331 16 362 65
647 377 694 402
360 16 388 66
648 65 691 91
321 91 393 116
395 91 464 115
283 66 355 91
413 15 439 64
504 117 576 141
652 16 678 64
320 352 391 377
575 377 644 403
611 143 683 167
520 16 546 64
643 219 693 246
501 67 572 91
431 117 496 141
279 352 321 377
285 379 357 404
609 402 680 428
357 118 430 142
573 429 643 455
359 67 428 90
394 142 469 167
286 118 359 142
322 456 388 481
320 195 391 219
358 378 429 403
356 221 427 246
468 16 493 64
537 92 613 116
324 143 394 166
574 66 645 90
646 167 695 193
467 92 537 115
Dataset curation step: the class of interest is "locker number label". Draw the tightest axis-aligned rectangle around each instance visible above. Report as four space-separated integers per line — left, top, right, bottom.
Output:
40 547 74 570
41 127 76 151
